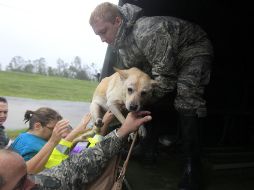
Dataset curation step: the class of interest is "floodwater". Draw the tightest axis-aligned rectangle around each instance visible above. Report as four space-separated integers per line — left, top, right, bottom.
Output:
4 96 90 130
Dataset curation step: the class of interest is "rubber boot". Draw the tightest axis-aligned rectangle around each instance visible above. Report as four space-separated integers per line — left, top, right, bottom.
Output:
178 114 202 190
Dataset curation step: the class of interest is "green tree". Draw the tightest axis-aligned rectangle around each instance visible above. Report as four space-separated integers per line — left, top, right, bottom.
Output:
23 64 34 73
8 56 25 71
34 57 47 75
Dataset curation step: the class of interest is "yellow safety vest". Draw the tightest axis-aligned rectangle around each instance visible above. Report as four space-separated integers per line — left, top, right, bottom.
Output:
45 139 73 169
45 134 104 169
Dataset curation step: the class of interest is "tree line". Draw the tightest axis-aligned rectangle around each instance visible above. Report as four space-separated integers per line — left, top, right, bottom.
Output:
0 56 101 81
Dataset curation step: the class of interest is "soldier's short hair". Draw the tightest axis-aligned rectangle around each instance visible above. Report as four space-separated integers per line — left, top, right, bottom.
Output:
89 2 121 25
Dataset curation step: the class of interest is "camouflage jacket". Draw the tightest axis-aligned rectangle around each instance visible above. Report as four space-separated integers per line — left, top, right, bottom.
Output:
29 131 125 190
0 125 9 149
113 3 213 99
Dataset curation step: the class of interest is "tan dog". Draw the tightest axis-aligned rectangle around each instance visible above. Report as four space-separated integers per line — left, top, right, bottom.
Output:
73 67 157 143
90 67 157 127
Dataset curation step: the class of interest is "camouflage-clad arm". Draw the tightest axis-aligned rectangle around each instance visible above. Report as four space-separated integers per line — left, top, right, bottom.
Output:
134 17 178 99
31 131 125 190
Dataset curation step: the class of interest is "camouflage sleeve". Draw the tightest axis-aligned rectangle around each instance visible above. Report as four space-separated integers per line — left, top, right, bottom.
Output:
0 127 9 149
134 18 178 99
32 130 125 190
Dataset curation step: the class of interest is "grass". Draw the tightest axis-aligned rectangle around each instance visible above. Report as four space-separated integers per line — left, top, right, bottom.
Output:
7 128 27 139
0 71 98 102
0 71 98 137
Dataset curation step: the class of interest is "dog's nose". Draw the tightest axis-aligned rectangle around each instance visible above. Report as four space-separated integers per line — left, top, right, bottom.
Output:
129 104 138 111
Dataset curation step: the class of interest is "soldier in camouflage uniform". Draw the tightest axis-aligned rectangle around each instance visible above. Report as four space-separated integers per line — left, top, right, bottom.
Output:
90 2 213 190
0 111 152 190
0 97 10 149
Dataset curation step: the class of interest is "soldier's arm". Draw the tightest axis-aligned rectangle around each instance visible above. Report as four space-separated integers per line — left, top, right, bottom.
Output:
135 19 177 99
33 111 152 189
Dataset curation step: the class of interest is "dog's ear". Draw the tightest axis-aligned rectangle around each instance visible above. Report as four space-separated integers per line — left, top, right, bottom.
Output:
114 67 128 80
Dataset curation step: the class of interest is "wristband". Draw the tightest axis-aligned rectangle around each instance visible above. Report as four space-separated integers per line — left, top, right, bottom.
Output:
114 129 120 138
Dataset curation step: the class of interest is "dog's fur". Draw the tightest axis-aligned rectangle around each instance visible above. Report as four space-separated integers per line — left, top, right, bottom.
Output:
90 67 157 127
73 67 157 143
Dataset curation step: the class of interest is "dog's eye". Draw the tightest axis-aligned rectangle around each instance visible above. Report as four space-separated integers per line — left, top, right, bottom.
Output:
141 91 147 96
127 88 133 94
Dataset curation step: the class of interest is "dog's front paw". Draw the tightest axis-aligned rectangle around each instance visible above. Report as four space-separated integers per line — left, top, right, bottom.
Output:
95 118 103 128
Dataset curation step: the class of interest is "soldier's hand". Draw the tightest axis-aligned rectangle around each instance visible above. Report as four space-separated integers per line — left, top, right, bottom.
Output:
116 111 152 138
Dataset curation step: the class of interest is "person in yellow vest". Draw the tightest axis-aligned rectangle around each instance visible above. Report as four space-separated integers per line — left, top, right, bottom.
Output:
10 107 72 174
45 111 115 169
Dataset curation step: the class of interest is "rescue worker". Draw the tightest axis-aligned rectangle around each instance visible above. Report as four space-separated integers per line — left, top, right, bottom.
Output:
89 2 213 190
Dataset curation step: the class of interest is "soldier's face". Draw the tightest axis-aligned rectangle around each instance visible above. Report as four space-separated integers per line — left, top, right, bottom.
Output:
0 102 8 126
91 16 122 45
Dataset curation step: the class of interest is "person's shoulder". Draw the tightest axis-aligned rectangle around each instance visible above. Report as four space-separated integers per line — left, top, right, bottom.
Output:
135 16 186 28
14 132 29 140
19 132 41 140
134 16 168 35
12 132 45 147
132 16 163 46
0 125 5 132
135 16 167 25
23 133 46 145
135 16 155 28
11 133 27 147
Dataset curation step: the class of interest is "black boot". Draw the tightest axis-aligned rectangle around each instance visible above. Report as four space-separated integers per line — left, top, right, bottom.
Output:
178 114 202 190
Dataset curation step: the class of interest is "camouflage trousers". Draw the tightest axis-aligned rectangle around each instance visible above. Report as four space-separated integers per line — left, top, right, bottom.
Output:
174 55 212 117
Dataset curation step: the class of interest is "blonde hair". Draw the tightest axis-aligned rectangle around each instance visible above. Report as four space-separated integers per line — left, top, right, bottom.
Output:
89 2 121 25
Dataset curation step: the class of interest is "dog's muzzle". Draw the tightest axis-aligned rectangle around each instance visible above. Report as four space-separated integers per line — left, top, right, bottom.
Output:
128 102 142 112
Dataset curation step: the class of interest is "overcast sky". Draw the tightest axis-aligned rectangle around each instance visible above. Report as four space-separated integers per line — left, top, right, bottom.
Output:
0 0 118 71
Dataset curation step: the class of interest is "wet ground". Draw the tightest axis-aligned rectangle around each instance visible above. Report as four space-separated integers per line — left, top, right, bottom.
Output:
124 145 254 190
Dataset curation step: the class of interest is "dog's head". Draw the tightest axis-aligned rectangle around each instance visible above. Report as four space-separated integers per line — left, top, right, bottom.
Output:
114 67 157 112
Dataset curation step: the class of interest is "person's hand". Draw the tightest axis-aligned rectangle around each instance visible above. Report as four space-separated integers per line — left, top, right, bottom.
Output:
102 111 115 126
49 119 70 145
74 113 92 134
99 111 115 136
116 111 152 138
64 113 92 142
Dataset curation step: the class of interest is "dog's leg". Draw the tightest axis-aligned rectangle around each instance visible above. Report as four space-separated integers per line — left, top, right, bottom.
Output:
90 100 105 127
108 103 126 124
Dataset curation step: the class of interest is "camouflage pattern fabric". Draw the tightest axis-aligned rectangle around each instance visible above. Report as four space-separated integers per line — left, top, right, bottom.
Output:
29 131 125 190
0 126 9 149
113 3 213 116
